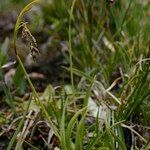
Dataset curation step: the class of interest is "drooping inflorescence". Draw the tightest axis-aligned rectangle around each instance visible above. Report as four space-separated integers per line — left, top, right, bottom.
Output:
21 22 39 60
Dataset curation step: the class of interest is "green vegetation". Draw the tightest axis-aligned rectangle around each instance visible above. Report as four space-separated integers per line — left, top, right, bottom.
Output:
0 0 150 149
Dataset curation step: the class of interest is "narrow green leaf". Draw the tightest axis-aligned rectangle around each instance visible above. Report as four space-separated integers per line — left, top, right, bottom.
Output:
109 129 127 150
66 107 87 150
75 110 87 150
60 100 67 150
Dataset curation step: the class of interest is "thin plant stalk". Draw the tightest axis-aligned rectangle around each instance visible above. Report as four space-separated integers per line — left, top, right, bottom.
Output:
68 0 76 98
13 0 60 139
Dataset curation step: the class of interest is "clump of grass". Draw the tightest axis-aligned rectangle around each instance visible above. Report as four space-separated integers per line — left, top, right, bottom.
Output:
0 0 149 149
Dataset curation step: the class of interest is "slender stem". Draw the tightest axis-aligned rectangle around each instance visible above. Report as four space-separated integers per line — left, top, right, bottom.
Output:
69 0 76 98
17 55 60 139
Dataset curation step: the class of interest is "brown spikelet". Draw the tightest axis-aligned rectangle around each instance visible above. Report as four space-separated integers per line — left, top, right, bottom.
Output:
30 43 39 60
21 23 39 60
